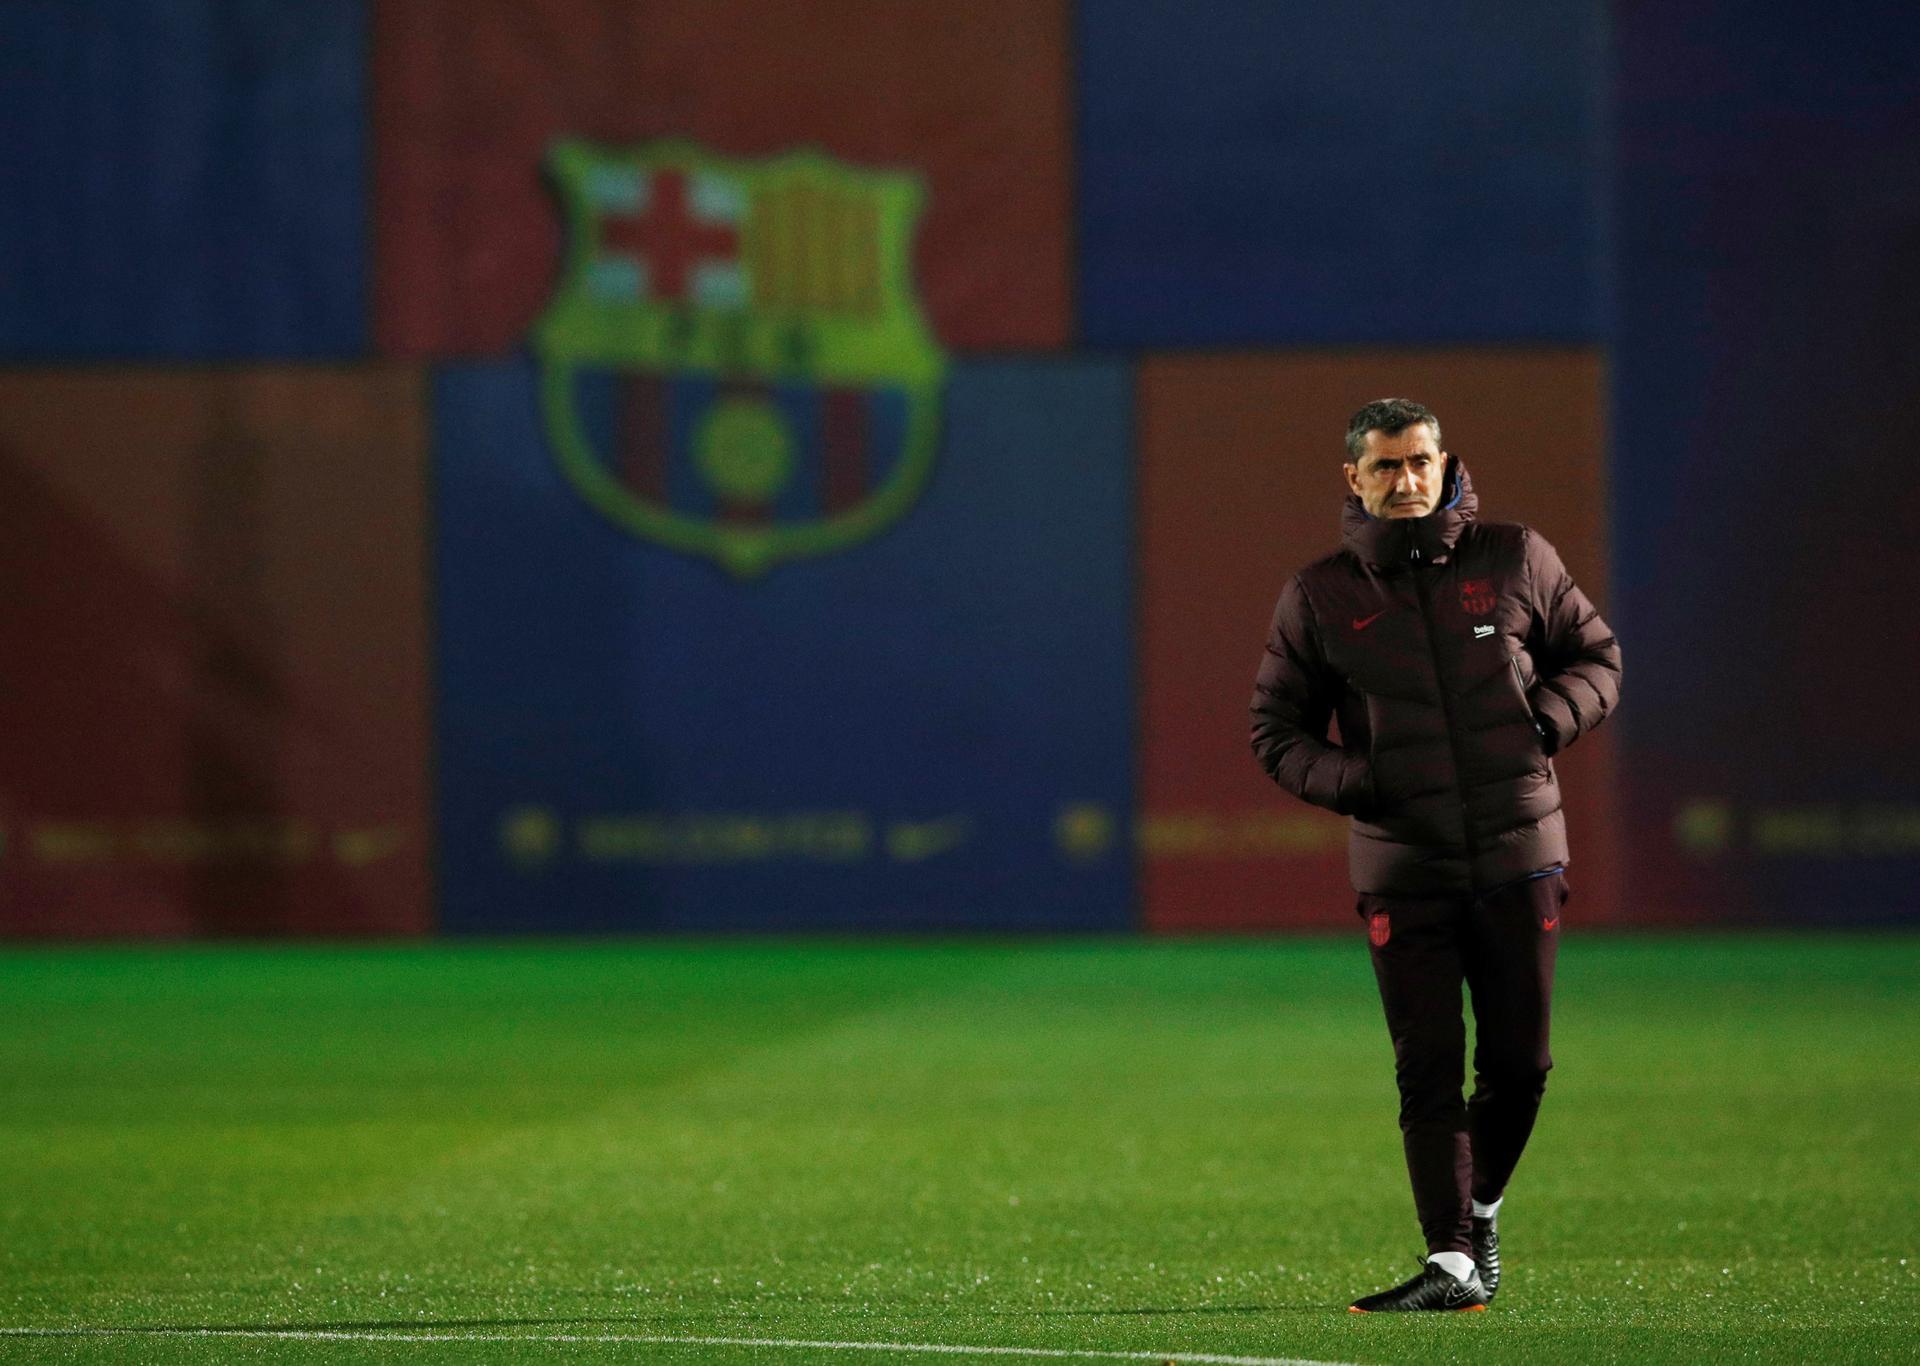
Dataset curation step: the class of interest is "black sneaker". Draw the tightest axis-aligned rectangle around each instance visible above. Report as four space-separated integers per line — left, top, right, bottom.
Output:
1471 1216 1500 1300
1348 1259 1490 1313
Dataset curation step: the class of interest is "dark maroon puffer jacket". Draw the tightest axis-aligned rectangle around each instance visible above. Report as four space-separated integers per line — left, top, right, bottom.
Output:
1250 459 1622 897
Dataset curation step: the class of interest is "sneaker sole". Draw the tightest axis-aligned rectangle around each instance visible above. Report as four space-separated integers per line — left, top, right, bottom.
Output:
1347 1304 1488 1314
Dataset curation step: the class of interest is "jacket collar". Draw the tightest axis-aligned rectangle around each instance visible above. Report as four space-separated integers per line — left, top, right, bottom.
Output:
1340 457 1478 571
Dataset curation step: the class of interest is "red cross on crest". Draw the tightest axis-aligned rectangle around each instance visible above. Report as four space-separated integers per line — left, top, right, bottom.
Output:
599 170 739 301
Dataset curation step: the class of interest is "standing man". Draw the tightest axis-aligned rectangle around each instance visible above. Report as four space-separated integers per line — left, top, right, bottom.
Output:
1250 399 1621 1313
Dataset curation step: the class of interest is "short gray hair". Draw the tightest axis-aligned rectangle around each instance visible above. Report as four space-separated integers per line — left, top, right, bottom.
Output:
1345 398 1441 463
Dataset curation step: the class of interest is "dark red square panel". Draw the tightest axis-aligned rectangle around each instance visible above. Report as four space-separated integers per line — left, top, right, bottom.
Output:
374 0 1072 356
0 371 432 938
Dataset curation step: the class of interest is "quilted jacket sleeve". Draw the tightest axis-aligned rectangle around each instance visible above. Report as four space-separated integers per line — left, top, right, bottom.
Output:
1524 529 1623 755
1250 575 1375 816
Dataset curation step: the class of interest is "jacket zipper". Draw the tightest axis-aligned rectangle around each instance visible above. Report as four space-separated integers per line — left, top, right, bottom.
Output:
1412 567 1479 874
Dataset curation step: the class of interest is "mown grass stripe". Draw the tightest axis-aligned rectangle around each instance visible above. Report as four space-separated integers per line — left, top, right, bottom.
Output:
0 1327 1355 1366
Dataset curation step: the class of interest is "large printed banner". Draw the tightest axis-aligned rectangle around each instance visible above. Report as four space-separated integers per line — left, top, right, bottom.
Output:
1137 353 1617 931
0 371 431 937
1613 3 1920 924
1077 0 1605 346
11 1 1911 938
0 1 366 358
374 0 1072 356
432 357 1133 932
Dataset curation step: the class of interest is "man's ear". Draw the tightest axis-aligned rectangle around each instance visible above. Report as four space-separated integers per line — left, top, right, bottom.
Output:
1343 462 1362 497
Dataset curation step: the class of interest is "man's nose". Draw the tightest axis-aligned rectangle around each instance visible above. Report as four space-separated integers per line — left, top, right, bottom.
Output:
1396 465 1419 491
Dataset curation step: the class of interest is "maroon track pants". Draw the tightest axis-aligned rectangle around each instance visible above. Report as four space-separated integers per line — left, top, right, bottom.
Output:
1358 871 1565 1256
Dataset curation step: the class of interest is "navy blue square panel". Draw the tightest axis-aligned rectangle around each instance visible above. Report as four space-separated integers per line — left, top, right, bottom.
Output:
1077 0 1606 346
0 1 365 358
433 357 1134 933
1612 2 1920 924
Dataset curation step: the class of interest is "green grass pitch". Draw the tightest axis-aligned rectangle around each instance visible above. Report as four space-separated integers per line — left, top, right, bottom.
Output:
2 933 1915 1364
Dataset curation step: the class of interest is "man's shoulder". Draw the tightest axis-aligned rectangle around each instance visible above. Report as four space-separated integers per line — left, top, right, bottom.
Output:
1291 547 1358 586
1271 549 1361 630
1461 520 1535 563
1462 518 1532 545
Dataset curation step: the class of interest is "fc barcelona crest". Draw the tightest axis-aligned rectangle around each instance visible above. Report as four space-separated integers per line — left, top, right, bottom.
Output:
1459 578 1495 616
532 139 947 577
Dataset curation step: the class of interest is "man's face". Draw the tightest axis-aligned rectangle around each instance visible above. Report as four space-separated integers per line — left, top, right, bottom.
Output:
1345 424 1447 519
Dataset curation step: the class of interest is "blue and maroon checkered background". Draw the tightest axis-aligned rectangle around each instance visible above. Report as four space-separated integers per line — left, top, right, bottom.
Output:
3 0 1917 935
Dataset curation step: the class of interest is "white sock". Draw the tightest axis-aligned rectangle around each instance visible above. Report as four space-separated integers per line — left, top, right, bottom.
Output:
1471 1196 1502 1221
1428 1251 1475 1282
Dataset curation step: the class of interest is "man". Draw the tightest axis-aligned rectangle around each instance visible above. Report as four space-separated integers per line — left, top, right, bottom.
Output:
1250 398 1621 1312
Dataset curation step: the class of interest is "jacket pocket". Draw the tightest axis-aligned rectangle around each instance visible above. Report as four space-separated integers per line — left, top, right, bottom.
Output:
1510 656 1549 772
1358 688 1392 817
